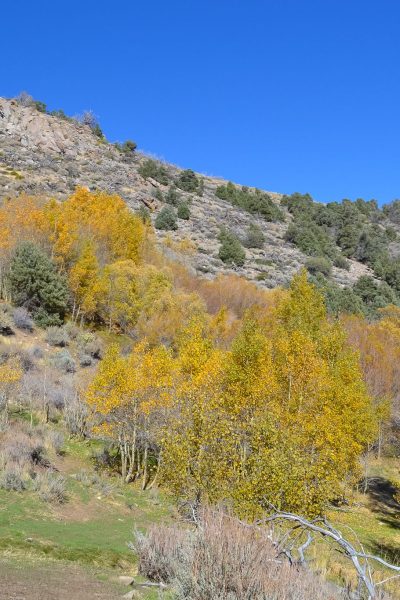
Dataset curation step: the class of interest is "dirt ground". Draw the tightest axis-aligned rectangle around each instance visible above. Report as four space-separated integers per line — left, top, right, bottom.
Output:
0 558 124 600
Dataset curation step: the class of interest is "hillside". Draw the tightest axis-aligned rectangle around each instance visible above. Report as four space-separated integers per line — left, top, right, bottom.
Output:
0 95 379 292
0 105 399 600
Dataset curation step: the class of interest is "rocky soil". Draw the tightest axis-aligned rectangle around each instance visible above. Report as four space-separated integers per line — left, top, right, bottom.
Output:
0 97 372 288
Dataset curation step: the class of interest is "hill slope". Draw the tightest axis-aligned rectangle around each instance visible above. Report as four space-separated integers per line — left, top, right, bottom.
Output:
0 96 390 291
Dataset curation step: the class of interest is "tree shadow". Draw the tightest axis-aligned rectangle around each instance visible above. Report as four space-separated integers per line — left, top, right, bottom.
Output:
368 540 400 567
363 476 400 523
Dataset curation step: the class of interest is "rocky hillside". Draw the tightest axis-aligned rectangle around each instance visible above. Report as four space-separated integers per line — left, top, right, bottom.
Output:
0 96 383 289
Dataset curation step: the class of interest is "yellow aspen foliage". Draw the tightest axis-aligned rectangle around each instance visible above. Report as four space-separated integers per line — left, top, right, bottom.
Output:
69 240 99 321
160 272 376 518
86 341 175 484
0 358 23 427
94 260 140 332
51 188 145 268
0 195 51 255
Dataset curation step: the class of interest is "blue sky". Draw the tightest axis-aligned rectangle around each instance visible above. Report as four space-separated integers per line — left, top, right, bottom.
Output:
2 1 400 204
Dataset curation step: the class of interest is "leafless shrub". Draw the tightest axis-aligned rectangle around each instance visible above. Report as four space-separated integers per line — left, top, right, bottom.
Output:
15 91 34 107
133 509 345 600
64 395 87 437
33 471 67 504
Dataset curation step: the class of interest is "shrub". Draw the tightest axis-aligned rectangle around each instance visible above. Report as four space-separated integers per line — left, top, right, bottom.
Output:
17 349 36 372
64 398 87 437
0 470 26 492
155 207 178 231
31 346 44 359
79 353 93 367
175 169 199 193
122 140 137 153
165 186 180 206
63 321 80 340
138 159 169 185
137 205 151 224
134 509 343 599
216 183 284 222
218 229 246 267
0 308 14 336
334 255 350 270
75 469 100 486
46 326 69 347
153 188 164 202
9 242 69 326
243 223 265 248
177 202 190 220
285 221 337 259
134 525 187 583
33 472 67 504
47 431 65 455
305 256 332 277
15 92 46 113
13 308 34 332
52 350 76 373
76 331 102 359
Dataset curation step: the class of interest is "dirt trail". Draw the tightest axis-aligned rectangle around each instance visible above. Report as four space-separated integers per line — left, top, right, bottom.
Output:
0 558 123 600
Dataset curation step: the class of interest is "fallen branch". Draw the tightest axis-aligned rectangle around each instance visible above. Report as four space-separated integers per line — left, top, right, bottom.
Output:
260 510 400 599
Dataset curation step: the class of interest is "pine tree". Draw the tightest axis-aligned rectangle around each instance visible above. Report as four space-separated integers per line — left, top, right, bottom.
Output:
9 242 69 326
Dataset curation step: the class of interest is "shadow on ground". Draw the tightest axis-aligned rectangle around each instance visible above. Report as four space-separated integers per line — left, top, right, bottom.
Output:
363 477 400 527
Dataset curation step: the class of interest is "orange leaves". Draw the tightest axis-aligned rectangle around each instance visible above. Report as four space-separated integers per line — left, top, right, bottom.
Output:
0 195 52 256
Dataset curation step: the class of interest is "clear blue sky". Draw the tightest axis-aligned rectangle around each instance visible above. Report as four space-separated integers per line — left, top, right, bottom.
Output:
2 1 400 204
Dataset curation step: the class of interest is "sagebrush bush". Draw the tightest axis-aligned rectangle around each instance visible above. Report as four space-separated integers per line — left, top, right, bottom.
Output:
52 350 76 373
165 186 180 206
0 469 26 492
79 353 93 367
77 331 102 359
46 326 69 347
33 472 67 504
47 431 65 455
0 308 14 336
13 307 34 332
134 509 344 600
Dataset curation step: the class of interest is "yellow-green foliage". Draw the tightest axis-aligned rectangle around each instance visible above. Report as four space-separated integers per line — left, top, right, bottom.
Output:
86 272 377 517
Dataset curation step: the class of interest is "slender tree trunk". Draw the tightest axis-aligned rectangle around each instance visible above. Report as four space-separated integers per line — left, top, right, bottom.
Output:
142 442 148 490
125 427 137 483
